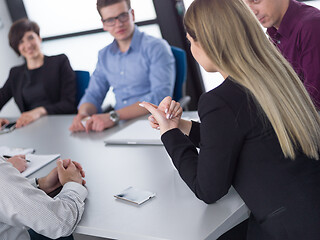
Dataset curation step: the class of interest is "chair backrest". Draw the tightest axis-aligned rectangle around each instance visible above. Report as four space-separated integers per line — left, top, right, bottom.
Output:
75 70 90 105
171 46 187 102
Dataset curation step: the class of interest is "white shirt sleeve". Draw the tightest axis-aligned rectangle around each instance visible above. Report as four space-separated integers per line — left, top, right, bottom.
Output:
0 159 88 239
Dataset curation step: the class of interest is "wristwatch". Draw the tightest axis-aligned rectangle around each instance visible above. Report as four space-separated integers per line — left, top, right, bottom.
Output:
35 178 40 188
109 110 120 124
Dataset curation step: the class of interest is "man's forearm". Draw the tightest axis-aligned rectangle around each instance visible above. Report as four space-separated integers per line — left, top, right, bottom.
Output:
78 103 98 116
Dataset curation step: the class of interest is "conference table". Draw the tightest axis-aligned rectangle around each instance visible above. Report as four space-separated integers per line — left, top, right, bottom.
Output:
0 113 249 240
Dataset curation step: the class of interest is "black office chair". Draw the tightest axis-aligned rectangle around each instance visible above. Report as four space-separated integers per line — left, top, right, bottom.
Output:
171 46 190 109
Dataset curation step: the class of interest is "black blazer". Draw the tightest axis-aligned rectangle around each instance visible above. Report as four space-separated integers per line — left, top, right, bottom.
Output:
0 54 76 114
162 77 320 240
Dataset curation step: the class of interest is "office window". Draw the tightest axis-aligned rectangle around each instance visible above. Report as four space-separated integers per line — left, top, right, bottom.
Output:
23 0 156 38
23 0 101 38
304 0 320 9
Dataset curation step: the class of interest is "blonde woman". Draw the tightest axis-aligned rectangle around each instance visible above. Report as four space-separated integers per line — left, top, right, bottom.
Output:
140 0 320 239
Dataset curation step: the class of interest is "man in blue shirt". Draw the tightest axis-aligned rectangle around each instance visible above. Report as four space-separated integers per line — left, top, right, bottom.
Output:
69 0 175 132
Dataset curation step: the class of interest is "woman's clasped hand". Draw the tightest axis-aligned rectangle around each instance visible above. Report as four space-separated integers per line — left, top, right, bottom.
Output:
139 96 182 135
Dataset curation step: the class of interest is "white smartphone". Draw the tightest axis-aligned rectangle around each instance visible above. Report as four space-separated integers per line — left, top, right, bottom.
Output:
114 186 156 205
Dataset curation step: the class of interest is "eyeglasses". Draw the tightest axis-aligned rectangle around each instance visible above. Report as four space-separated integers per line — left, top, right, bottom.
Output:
102 9 132 26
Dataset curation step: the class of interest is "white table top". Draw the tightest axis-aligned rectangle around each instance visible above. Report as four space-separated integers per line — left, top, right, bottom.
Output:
0 113 249 240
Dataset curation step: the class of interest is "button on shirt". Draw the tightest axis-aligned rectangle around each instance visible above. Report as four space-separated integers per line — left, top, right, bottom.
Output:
0 159 88 240
267 0 320 109
79 26 176 112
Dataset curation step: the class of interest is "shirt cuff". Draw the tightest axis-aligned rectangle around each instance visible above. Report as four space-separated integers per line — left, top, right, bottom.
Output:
60 182 88 201
29 178 37 188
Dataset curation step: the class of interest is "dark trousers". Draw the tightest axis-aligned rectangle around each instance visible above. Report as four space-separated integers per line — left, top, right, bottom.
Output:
28 229 74 240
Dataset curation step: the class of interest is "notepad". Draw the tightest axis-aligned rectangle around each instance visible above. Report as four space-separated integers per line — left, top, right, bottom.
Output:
0 146 35 156
22 154 60 177
104 120 162 146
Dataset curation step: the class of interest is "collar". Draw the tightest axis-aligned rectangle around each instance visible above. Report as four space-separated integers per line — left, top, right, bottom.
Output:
267 0 302 39
110 25 142 55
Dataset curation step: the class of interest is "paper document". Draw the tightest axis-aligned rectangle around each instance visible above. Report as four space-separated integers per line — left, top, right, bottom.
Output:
0 146 35 156
22 154 60 177
104 120 162 146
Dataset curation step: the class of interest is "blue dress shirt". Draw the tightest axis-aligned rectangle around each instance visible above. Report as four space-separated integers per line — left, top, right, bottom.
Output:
79 26 176 112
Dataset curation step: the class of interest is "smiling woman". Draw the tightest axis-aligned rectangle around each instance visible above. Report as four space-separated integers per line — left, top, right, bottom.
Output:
17 31 42 61
0 18 77 128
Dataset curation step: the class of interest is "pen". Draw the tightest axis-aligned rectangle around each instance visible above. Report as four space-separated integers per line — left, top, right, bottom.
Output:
2 155 31 162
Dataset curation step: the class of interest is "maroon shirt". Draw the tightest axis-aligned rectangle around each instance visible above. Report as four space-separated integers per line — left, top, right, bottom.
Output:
267 0 320 109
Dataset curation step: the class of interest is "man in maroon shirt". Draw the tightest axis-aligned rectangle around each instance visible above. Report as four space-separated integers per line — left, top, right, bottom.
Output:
244 0 320 109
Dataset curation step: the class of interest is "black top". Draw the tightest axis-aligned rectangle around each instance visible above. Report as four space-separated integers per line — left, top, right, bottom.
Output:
0 54 77 114
22 69 51 110
162 77 320 240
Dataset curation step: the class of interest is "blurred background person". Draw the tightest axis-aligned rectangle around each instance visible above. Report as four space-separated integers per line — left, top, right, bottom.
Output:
244 0 320 109
69 0 175 133
0 18 77 128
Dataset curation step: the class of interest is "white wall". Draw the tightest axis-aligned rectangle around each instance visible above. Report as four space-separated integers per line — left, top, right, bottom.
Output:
0 0 23 117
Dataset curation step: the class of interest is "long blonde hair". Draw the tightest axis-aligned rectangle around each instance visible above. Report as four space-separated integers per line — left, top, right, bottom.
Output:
184 0 320 159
